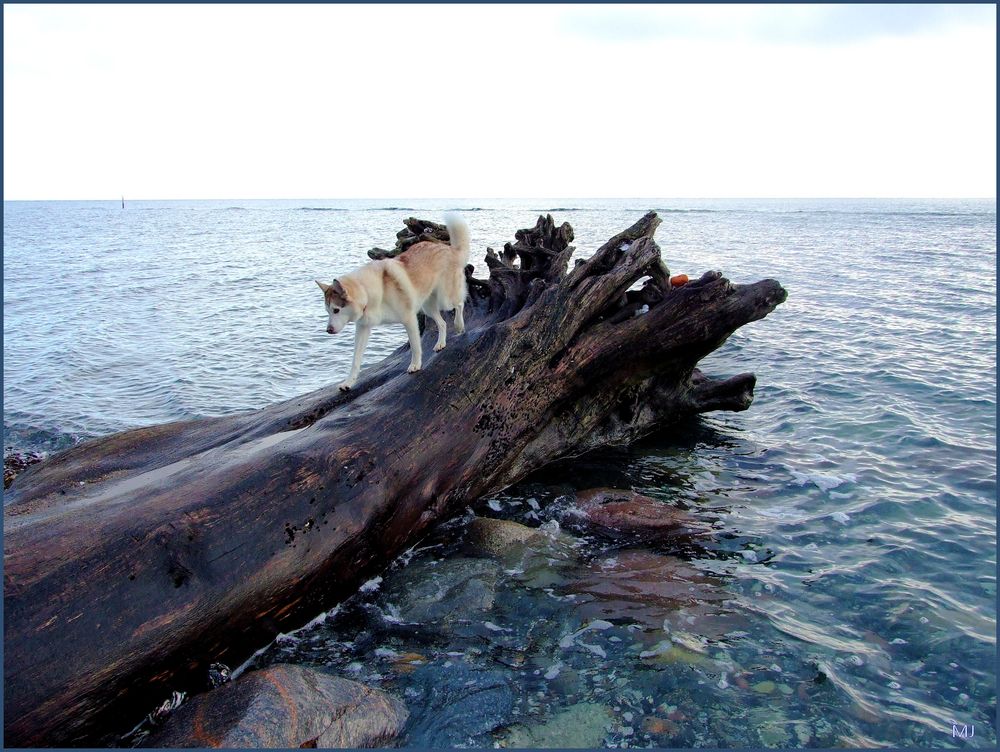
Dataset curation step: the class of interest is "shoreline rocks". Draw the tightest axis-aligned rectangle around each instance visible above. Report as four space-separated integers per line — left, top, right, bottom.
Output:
142 664 407 748
4 449 44 489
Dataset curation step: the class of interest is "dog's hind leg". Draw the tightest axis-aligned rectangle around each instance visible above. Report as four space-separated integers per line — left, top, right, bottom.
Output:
404 315 422 373
426 307 448 351
450 268 467 334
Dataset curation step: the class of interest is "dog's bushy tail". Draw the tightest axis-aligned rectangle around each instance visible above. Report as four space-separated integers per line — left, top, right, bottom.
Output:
444 212 471 262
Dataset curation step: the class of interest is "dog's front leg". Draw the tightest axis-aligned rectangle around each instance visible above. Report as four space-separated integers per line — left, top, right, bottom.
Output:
404 316 422 373
339 322 371 391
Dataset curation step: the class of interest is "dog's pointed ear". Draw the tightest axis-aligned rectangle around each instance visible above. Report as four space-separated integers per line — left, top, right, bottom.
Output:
316 280 331 293
331 279 349 301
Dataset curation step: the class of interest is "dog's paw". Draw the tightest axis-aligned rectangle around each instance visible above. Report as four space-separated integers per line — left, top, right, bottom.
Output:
434 342 446 352
454 326 465 335
407 364 421 374
338 382 353 392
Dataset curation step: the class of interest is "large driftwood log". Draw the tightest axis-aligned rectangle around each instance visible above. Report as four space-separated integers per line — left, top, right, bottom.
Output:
3 212 786 746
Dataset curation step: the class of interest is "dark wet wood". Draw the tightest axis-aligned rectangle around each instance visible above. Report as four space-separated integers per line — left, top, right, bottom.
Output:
368 217 450 259
3 212 786 746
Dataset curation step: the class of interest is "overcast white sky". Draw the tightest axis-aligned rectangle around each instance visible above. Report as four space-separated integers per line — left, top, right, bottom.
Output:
3 4 996 199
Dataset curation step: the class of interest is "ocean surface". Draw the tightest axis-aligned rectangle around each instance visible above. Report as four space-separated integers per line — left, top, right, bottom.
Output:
3 198 996 747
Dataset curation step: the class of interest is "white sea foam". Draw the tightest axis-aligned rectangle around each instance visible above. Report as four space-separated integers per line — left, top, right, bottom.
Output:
790 469 857 491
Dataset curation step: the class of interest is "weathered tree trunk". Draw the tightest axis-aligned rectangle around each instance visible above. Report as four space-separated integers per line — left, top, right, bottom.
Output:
3 212 786 746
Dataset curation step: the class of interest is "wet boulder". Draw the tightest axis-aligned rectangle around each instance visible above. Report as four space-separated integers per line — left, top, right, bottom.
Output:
561 488 709 543
463 516 541 558
143 664 407 748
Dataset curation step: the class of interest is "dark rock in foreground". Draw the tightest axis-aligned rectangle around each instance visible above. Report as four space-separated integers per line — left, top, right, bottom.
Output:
402 663 514 747
143 664 407 748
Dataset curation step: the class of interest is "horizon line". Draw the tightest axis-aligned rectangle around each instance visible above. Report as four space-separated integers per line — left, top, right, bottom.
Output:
3 196 997 203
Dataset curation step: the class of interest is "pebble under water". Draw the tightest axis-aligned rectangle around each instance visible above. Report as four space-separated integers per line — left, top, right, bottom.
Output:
3 198 996 747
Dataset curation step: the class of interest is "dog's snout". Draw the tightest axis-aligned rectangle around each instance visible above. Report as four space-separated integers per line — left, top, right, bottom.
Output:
326 326 335 334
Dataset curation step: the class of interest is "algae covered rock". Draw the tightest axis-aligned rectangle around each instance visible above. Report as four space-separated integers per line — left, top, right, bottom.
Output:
500 702 613 748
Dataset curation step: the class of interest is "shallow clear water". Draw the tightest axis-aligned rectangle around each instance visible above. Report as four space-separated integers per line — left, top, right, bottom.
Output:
4 198 996 747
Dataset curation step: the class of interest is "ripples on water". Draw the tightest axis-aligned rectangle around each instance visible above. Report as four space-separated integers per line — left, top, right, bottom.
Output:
3 198 996 747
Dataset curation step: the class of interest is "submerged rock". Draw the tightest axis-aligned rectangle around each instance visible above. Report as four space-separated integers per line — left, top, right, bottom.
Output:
500 702 612 748
380 557 499 625
749 707 792 747
642 715 680 737
464 516 541 558
567 549 742 636
143 664 407 748
403 663 514 747
563 488 709 543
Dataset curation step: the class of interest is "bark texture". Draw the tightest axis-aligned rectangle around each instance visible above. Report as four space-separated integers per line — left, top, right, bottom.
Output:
3 212 786 746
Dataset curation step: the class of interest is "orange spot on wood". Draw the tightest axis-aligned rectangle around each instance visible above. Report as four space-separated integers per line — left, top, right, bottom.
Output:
274 597 303 618
131 601 197 640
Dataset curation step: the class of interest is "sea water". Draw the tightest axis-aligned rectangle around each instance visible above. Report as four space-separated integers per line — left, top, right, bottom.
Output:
3 198 996 747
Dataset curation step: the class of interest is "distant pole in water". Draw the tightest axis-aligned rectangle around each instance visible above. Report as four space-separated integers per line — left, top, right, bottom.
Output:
121 196 125 209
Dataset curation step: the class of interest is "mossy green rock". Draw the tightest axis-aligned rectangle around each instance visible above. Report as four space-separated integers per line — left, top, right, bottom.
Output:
464 517 541 558
752 680 777 694
502 703 612 748
758 722 791 747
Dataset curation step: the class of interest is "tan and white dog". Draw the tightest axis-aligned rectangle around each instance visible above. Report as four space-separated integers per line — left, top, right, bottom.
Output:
316 213 470 391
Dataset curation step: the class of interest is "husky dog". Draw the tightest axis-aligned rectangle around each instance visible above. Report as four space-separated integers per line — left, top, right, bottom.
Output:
316 213 470 391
